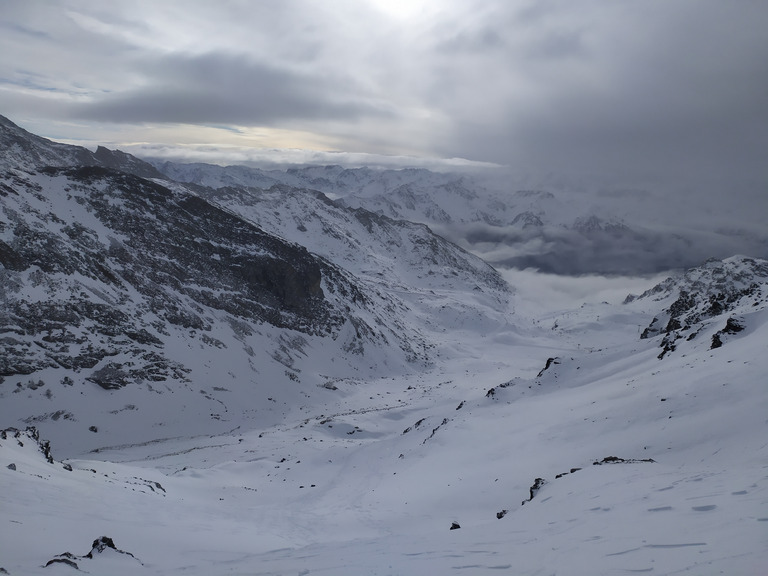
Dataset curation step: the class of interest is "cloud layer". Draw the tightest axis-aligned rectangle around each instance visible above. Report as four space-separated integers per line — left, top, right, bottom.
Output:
1 0 767 188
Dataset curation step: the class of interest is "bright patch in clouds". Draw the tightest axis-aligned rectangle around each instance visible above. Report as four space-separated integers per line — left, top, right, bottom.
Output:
368 0 431 20
0 0 766 183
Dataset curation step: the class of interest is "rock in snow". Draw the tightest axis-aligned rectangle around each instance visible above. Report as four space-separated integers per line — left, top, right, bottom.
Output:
45 536 141 570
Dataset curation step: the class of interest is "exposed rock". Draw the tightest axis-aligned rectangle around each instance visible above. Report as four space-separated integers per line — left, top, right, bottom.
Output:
511 211 543 228
450 522 461 530
422 418 449 444
1 427 54 464
45 536 141 570
711 316 745 350
522 477 547 505
555 467 583 479
723 317 745 334
87 364 130 390
537 357 560 378
592 456 655 465
634 257 768 358
45 555 79 569
402 418 425 435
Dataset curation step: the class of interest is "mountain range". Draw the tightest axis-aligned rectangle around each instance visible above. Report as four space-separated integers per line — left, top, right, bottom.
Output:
1 115 766 575
149 158 768 275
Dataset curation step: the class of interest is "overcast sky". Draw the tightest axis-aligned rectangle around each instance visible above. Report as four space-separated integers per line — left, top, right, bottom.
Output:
1 0 767 185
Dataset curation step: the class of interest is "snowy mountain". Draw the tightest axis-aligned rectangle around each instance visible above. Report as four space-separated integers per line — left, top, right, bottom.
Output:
0 115 507 457
1 117 767 575
148 159 768 275
0 115 163 179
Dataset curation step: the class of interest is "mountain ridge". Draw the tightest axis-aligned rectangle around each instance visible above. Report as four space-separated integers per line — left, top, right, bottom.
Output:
146 156 768 275
0 115 508 457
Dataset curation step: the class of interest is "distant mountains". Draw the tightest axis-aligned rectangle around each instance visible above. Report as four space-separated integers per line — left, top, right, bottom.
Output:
148 158 768 275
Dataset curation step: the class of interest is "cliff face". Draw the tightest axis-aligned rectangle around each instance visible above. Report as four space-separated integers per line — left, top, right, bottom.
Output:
0 164 343 383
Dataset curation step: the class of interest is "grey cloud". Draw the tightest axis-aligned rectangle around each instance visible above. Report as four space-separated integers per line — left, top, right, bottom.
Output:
0 20 52 40
453 220 768 276
69 53 391 126
1 0 766 204
435 26 505 54
425 1 768 188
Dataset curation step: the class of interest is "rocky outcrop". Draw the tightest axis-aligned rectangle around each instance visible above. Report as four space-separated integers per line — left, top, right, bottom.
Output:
0 162 354 386
536 357 560 378
0 115 163 178
45 536 141 570
1 427 54 464
710 316 745 349
633 257 768 358
521 477 547 505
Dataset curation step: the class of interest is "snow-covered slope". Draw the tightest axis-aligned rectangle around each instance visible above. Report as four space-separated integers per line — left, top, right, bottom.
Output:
1 116 508 458
2 255 767 575
191 183 511 348
1 117 767 575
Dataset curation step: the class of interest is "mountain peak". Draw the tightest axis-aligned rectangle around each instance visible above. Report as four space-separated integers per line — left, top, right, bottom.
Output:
0 114 162 178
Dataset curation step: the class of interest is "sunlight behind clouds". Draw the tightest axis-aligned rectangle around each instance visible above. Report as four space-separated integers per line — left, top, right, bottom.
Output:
367 0 432 20
0 0 765 189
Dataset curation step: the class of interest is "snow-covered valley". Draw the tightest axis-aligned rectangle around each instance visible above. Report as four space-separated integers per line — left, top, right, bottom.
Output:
1 116 767 575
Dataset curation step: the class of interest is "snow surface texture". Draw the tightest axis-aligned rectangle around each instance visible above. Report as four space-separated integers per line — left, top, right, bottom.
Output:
1 117 767 574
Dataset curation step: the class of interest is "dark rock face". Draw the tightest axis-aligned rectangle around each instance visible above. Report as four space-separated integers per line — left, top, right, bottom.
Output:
0 162 347 387
634 257 768 357
86 536 118 557
511 211 543 229
1 427 54 463
722 317 745 334
0 114 163 178
711 316 745 349
592 456 655 465
529 478 546 500
45 555 79 569
536 357 560 378
521 477 548 505
44 535 141 569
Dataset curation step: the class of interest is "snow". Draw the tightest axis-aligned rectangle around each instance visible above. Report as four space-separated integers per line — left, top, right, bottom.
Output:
1 125 766 574
2 267 767 575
